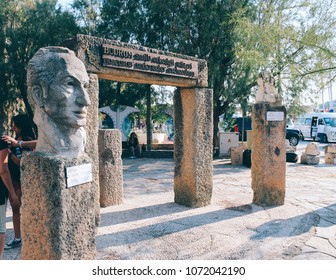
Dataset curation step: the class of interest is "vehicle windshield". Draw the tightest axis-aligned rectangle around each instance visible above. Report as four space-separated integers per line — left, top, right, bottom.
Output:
323 118 336 127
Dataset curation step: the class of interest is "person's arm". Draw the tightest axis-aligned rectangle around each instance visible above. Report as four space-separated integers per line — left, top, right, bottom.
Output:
1 135 37 150
8 150 20 166
0 149 19 207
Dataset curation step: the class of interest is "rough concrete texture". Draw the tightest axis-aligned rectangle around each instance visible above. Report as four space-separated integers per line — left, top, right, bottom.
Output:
305 143 320 155
20 152 96 260
85 74 100 228
301 153 320 165
325 144 336 154
174 88 213 207
325 152 336 164
98 129 123 207
3 142 336 260
62 34 208 88
251 103 286 206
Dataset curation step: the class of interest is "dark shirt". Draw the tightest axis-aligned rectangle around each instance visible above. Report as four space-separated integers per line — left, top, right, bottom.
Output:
8 136 33 181
0 139 9 205
128 136 139 148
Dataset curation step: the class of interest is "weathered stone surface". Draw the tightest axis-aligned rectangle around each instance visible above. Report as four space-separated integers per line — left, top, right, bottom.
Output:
27 46 91 157
62 34 208 88
60 34 213 209
251 103 286 206
305 143 320 155
230 146 244 165
174 88 213 207
325 152 336 164
325 144 336 154
255 70 282 105
20 152 96 260
84 74 100 227
301 153 320 165
98 129 123 207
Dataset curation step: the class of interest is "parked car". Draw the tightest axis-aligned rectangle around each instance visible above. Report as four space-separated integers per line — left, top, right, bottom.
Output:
292 112 336 143
285 127 302 146
228 117 301 146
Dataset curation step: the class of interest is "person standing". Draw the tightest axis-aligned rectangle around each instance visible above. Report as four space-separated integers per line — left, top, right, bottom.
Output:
128 132 141 158
4 114 37 250
0 136 19 258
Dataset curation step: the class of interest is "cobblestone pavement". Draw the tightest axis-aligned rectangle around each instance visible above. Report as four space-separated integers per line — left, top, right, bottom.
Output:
2 141 336 260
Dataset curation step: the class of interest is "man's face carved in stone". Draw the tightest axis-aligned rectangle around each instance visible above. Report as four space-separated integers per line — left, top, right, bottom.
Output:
42 54 91 128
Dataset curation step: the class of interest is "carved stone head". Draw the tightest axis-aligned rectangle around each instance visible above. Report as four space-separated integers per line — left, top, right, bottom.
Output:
27 47 91 155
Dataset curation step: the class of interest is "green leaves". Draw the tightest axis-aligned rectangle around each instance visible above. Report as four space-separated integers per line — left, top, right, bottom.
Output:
0 0 80 129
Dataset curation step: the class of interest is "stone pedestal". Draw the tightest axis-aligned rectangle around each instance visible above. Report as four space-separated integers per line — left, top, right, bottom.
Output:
251 103 286 206
174 88 213 207
231 146 244 165
324 144 336 164
20 152 96 260
301 142 320 165
98 129 123 207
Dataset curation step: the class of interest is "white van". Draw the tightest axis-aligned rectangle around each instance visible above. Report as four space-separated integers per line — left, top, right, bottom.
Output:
294 112 336 143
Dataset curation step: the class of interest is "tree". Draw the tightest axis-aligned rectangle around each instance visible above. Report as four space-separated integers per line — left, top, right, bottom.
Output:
71 0 101 36
0 0 80 130
98 0 251 147
232 0 336 116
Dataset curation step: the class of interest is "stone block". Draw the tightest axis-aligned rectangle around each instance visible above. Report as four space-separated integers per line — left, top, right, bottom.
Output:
305 143 320 156
98 129 123 207
325 144 336 154
20 152 96 260
230 146 244 165
324 152 336 164
62 34 208 88
301 153 320 165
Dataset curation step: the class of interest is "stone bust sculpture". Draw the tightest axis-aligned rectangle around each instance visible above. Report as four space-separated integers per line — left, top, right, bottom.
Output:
27 46 91 156
255 70 282 104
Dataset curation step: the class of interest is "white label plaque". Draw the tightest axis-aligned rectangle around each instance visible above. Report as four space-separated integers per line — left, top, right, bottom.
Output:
267 111 284 121
66 163 92 188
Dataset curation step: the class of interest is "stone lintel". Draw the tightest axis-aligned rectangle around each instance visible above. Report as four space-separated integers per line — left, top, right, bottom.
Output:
98 129 123 207
174 88 213 207
62 34 208 88
21 152 96 260
251 103 286 206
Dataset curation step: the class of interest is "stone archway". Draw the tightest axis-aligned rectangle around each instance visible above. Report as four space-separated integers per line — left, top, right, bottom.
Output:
62 34 213 208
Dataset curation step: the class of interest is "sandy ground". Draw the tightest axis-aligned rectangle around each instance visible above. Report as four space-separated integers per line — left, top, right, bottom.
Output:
3 140 336 260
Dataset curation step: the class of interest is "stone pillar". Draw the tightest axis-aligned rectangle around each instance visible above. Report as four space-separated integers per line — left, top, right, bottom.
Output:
98 129 123 207
174 88 213 207
85 74 100 227
20 153 95 260
251 103 286 206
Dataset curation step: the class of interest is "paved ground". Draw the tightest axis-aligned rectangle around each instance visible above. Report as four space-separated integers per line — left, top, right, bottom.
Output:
2 141 336 260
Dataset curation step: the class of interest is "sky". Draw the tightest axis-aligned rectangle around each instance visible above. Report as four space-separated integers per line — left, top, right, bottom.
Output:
57 0 73 9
